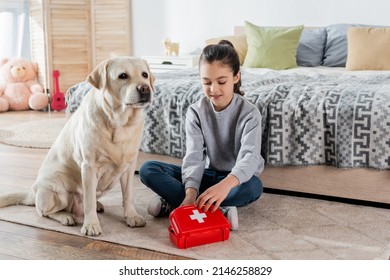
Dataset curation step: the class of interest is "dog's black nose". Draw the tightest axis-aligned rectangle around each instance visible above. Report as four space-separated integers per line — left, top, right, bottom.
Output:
137 85 150 95
137 84 151 103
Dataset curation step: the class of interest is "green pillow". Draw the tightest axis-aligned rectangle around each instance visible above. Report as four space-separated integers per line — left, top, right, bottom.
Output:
243 21 304 69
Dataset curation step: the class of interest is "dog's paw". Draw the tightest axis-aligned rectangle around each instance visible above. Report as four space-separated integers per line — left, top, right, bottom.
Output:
126 215 146 228
60 215 76 226
49 212 76 226
81 223 102 236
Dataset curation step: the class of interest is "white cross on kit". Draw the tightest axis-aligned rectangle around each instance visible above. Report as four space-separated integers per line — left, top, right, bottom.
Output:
190 209 207 223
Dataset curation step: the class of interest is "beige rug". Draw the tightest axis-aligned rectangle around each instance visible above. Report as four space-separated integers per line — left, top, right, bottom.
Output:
0 118 390 259
0 118 67 149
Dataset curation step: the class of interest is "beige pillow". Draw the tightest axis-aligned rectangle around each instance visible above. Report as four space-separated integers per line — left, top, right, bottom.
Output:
205 34 247 65
346 27 390 70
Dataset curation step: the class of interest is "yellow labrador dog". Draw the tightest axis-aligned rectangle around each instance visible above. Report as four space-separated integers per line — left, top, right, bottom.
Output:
0 56 154 236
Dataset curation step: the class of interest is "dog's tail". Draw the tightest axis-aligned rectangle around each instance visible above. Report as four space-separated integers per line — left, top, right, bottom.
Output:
0 192 35 208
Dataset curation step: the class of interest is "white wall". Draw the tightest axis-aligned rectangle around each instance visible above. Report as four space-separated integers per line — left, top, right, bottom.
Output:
131 0 390 57
0 0 31 59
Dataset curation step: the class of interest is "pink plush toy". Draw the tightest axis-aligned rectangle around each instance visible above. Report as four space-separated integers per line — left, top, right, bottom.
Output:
0 57 49 112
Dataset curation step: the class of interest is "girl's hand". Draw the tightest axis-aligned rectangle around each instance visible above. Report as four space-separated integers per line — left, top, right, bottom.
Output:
180 187 197 207
195 175 239 212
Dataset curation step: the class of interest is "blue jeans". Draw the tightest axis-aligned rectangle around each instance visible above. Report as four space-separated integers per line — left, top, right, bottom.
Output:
139 160 263 209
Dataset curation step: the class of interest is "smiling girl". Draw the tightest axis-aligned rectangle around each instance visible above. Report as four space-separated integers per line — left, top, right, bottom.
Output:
140 40 264 230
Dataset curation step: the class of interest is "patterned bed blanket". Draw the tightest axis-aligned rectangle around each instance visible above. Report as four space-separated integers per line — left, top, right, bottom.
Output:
66 69 390 170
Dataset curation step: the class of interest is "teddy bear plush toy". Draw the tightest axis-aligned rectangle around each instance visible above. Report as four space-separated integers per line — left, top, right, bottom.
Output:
0 57 49 112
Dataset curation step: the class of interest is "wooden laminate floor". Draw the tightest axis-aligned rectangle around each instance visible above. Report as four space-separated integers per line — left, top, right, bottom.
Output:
0 111 190 260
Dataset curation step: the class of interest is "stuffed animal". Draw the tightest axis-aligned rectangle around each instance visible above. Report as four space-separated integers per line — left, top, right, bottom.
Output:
0 57 49 112
162 38 180 56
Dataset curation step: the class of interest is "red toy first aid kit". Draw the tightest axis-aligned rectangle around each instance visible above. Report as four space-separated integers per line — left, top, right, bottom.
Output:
168 205 231 249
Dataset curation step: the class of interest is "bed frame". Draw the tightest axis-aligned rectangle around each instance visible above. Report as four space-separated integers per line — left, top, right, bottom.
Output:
260 166 390 204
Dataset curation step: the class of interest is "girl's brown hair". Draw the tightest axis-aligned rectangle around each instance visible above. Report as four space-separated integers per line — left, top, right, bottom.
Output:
199 40 244 95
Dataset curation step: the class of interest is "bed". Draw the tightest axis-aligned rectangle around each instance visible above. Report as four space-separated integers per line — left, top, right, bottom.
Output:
66 23 390 204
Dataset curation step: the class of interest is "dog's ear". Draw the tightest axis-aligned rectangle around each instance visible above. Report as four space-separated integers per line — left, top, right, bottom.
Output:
149 73 155 92
144 60 155 91
87 59 109 90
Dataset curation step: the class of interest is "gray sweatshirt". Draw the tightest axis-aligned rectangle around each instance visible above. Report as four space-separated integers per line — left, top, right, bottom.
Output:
182 93 265 193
